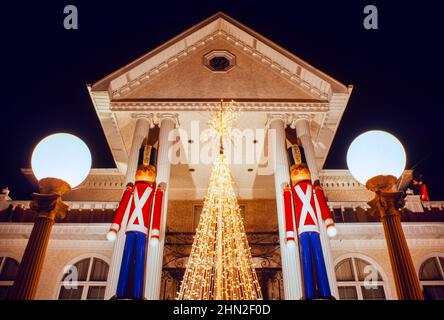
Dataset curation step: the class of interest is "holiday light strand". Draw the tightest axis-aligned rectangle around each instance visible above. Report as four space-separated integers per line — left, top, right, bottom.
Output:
177 101 262 300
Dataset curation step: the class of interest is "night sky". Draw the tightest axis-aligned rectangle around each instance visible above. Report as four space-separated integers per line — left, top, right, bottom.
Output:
0 1 443 200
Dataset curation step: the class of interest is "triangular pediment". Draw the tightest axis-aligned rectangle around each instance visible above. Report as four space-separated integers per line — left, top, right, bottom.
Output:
120 37 320 101
92 12 348 101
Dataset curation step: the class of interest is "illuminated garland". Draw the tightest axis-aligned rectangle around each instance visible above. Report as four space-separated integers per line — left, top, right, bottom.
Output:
177 101 262 300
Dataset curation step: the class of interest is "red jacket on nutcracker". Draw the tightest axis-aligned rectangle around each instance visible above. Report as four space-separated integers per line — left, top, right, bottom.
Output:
284 181 334 241
285 181 335 237
109 181 164 238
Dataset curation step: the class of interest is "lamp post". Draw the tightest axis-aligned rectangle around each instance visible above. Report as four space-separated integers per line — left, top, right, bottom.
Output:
347 130 423 300
9 133 91 300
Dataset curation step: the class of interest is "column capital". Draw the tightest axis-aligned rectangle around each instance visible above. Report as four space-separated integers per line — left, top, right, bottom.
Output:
266 113 288 128
288 114 314 130
370 191 405 219
131 113 155 128
155 113 179 128
30 193 68 220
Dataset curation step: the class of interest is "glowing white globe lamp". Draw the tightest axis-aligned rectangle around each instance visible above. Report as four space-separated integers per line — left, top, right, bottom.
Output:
31 133 92 192
346 130 406 191
345 130 424 299
11 133 92 300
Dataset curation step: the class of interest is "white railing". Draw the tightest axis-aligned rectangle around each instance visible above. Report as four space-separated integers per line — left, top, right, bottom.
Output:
327 201 371 211
422 201 444 210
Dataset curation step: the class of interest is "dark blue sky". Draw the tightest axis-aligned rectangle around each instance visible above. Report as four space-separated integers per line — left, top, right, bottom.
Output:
0 1 443 199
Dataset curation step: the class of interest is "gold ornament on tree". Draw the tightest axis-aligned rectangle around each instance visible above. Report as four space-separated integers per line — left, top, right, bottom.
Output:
177 100 262 300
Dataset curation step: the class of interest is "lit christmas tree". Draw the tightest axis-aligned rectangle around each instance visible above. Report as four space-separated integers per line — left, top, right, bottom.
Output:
177 101 262 300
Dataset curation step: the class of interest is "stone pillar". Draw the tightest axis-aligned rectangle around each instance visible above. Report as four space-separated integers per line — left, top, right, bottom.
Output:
292 115 339 298
10 191 68 300
369 191 424 300
10 215 54 299
145 113 177 300
292 115 319 181
268 114 302 300
104 115 151 299
125 114 154 185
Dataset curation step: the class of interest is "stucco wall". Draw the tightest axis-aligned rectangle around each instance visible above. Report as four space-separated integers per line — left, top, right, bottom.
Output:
332 246 444 300
1 244 112 300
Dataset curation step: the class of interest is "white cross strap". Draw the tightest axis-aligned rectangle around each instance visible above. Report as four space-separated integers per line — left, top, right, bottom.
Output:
128 186 152 227
295 184 318 230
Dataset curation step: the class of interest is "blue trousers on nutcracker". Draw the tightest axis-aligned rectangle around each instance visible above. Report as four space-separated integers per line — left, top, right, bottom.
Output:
116 231 147 299
299 231 331 299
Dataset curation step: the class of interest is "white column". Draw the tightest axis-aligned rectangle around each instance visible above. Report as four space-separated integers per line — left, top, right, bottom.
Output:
268 114 302 300
145 113 177 300
293 115 339 298
292 115 319 181
104 115 151 299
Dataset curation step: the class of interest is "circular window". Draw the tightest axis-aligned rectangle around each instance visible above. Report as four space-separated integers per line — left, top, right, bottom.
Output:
209 56 230 71
203 50 236 73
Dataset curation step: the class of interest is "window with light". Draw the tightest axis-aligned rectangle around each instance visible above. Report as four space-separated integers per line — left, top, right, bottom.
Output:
419 256 444 300
0 256 19 299
335 256 387 300
57 257 109 300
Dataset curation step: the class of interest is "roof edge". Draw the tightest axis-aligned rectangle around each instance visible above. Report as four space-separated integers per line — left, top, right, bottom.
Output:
91 11 349 93
92 12 226 91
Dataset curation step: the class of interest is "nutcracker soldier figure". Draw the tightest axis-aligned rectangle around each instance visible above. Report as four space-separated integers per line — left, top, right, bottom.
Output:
106 143 165 299
283 145 337 300
412 174 430 201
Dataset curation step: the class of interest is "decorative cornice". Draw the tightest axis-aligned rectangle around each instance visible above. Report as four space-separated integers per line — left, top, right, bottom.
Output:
110 101 330 113
318 169 414 192
20 168 126 190
5 201 119 211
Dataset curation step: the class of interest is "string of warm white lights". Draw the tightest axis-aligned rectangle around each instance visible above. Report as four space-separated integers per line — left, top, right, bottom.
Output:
177 101 262 300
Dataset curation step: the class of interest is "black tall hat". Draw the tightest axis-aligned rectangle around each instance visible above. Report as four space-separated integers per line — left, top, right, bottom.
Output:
149 146 157 168
287 144 304 167
137 139 157 168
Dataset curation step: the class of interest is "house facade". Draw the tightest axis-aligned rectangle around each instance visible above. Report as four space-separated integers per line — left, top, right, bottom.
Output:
0 13 443 300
